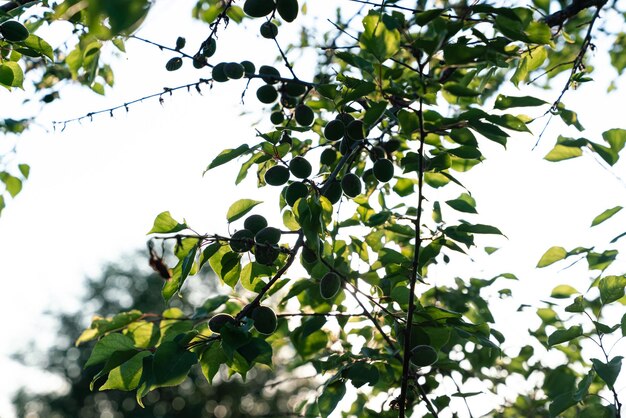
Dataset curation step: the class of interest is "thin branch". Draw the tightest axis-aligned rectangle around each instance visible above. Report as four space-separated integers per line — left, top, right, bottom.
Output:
129 35 196 60
0 0 38 13
543 0 609 27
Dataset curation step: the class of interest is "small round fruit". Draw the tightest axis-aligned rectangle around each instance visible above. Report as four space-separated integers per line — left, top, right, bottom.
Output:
410 345 438 367
251 306 277 335
285 181 308 206
341 173 362 198
0 20 29 42
224 62 245 79
165 57 183 71
369 146 386 162
322 180 342 204
280 94 298 109
255 226 282 245
260 21 278 38
276 0 298 22
192 54 207 68
254 245 279 265
259 65 280 84
289 156 312 179
324 119 345 141
241 60 255 75
202 38 217 57
230 229 255 253
339 137 354 155
208 313 236 333
346 120 365 140
335 112 354 125
373 158 394 182
212 62 229 82
264 165 290 186
256 84 278 104
244 214 268 234
294 104 314 126
243 0 276 18
284 82 306 97
320 272 341 299
270 111 284 125
362 168 376 185
320 148 337 166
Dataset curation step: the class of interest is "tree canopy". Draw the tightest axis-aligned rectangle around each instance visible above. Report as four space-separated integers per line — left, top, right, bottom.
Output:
2 0 626 417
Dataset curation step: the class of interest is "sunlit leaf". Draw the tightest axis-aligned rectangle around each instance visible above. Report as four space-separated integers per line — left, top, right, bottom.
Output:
226 199 262 223
537 246 567 268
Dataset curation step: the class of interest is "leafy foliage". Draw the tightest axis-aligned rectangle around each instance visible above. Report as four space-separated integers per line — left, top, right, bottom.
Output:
4 0 626 417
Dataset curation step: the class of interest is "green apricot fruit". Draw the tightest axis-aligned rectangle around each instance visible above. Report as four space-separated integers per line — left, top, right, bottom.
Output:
373 158 394 182
224 62 245 79
294 104 314 126
284 82 306 97
410 345 438 367
212 62 229 82
257 84 278 104
192 54 207 68
255 226 281 245
285 181 308 206
0 20 29 42
320 272 341 299
276 0 298 22
362 168 376 185
230 229 255 253
202 38 216 57
289 156 312 179
243 0 275 18
339 137 354 155
244 214 268 234
320 148 337 166
322 180 342 204
369 146 386 162
208 313 236 333
324 119 345 141
264 165 290 186
241 60 255 75
260 21 278 38
335 112 354 125
346 119 365 140
270 111 284 125
251 305 278 335
280 94 298 109
341 173 362 198
259 65 280 84
165 57 183 71
254 245 279 265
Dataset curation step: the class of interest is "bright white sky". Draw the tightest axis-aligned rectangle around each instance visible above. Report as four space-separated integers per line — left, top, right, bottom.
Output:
0 1 625 417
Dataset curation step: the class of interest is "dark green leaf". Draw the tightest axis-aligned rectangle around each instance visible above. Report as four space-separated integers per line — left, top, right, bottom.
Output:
494 94 547 110
85 333 136 368
152 341 197 387
547 325 582 346
205 144 251 172
317 380 346 418
445 193 477 214
591 356 623 389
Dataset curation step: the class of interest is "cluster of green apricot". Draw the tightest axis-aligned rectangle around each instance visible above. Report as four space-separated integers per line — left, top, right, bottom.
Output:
229 214 283 266
243 0 299 22
208 305 278 335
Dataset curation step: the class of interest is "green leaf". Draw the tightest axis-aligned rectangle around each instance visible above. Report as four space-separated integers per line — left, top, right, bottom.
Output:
0 62 23 88
587 250 618 271
544 144 583 162
208 245 241 288
456 223 503 235
494 94 547 110
548 391 577 418
152 341 197 387
591 357 623 389
1 173 22 197
199 341 227 384
226 199 262 223
20 34 54 60
147 211 187 234
317 380 346 418
602 128 626 152
240 262 271 292
537 246 567 268
550 284 579 299
591 206 622 227
359 12 400 60
443 82 480 97
445 193 477 214
565 296 584 313
204 144 250 173
547 325 583 347
100 351 150 391
85 333 136 368
598 275 626 304
621 313 626 337
397 109 420 134
345 362 379 388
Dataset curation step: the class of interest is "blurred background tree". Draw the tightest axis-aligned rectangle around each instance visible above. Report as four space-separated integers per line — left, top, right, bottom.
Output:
11 252 313 418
